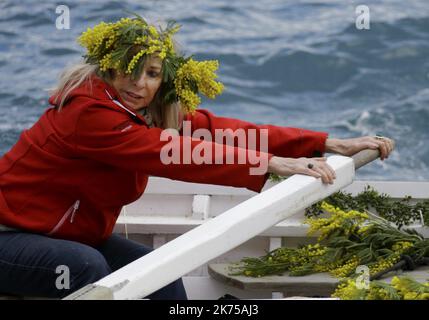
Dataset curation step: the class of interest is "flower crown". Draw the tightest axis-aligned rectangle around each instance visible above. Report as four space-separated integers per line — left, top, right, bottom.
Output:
77 14 224 113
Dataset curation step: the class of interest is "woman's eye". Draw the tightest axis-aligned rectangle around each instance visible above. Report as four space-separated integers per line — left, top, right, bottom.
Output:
148 71 160 78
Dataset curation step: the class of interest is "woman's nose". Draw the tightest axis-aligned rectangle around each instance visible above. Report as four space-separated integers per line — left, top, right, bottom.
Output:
133 74 147 88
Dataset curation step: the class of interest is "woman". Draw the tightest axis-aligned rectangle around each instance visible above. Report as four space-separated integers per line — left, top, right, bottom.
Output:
0 15 393 299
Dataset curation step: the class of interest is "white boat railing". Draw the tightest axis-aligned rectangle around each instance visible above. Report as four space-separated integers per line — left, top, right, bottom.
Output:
113 180 429 239
64 148 418 300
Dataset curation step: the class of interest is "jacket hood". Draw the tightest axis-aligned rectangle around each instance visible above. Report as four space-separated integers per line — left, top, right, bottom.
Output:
48 75 148 125
48 75 119 107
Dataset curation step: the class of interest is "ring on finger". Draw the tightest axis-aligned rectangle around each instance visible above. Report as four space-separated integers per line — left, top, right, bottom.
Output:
307 163 314 169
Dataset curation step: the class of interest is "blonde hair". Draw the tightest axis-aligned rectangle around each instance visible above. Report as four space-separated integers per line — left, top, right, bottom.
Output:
50 60 183 131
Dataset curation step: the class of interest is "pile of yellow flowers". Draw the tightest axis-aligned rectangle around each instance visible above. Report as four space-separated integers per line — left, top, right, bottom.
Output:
77 14 224 113
333 276 429 300
231 201 429 299
305 202 369 241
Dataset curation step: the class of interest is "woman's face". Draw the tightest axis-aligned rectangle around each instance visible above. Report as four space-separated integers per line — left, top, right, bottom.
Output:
110 56 163 111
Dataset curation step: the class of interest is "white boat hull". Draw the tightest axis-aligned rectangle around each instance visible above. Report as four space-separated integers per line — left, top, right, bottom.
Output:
107 177 428 299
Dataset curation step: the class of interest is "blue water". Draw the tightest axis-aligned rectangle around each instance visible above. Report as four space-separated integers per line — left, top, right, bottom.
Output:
0 0 428 181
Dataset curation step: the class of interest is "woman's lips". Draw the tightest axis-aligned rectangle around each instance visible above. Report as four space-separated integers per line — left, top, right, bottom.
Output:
124 91 144 99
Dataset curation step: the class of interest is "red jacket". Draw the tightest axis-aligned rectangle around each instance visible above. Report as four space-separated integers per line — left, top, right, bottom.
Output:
0 76 328 246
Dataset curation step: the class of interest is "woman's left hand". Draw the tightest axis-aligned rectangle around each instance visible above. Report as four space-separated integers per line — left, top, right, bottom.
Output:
325 136 394 160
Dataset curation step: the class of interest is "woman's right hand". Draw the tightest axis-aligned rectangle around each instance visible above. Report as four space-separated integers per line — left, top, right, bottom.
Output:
267 156 336 184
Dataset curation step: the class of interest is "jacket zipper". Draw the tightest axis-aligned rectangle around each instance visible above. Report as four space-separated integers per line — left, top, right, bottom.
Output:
47 200 80 235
